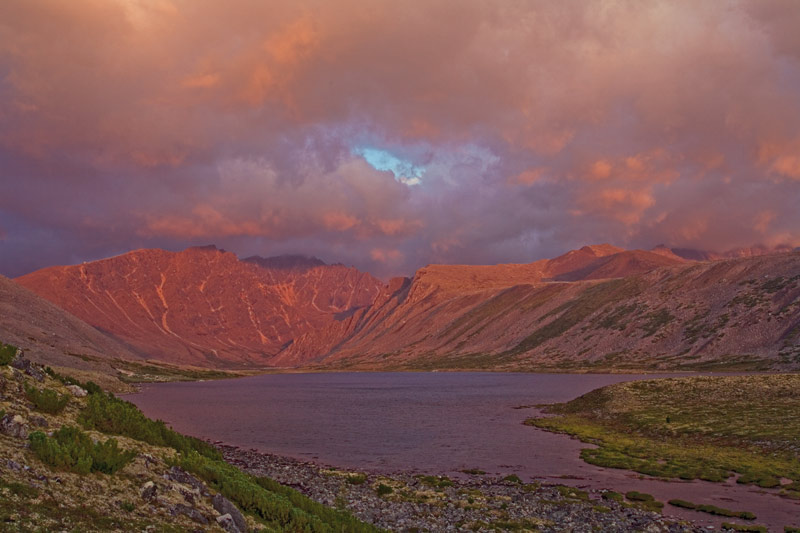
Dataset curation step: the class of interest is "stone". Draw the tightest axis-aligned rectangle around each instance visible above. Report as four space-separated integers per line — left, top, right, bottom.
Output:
10 357 45 382
212 494 247 533
166 466 207 494
171 504 208 525
215 513 241 533
66 385 87 397
30 415 49 428
0 414 29 439
140 481 157 501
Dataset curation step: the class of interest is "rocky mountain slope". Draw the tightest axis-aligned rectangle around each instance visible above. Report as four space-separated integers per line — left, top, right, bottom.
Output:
15 246 383 368
280 251 800 371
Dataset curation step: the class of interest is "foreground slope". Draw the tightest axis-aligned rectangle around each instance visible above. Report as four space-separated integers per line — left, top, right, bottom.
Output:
0 273 149 387
281 251 800 371
16 246 382 368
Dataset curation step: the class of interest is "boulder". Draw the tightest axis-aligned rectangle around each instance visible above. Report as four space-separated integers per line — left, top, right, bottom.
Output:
0 414 29 439
212 494 247 533
171 503 209 525
66 385 88 397
140 481 157 501
166 466 207 494
215 513 242 533
29 415 49 428
11 356 45 382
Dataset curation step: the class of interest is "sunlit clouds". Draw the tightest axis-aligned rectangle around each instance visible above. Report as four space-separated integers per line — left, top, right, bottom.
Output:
1 0 799 277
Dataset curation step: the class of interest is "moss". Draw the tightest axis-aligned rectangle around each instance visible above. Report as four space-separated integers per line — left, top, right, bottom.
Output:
721 523 767 532
527 375 800 488
667 499 755 519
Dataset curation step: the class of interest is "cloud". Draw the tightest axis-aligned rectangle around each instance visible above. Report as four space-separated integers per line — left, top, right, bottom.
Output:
1 0 799 278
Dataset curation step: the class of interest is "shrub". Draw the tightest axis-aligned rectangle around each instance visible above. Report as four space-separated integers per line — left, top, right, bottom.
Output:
502 474 522 484
78 392 220 460
29 426 135 475
601 490 623 502
0 343 16 365
347 474 367 485
44 367 102 395
376 484 393 496
174 452 381 532
25 384 70 414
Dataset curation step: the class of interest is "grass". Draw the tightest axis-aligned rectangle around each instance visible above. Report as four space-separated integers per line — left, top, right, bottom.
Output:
722 523 767 532
527 375 800 488
509 278 641 354
668 499 755 520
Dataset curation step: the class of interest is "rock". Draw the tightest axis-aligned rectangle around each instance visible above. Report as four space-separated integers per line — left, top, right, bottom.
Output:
215 513 241 533
212 494 247 533
166 466 207 494
140 481 157 501
0 414 29 439
171 504 208 525
29 415 49 428
6 460 22 471
66 385 87 397
10 357 44 382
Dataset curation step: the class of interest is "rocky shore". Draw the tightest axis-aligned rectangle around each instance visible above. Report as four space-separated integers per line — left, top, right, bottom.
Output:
221 445 705 532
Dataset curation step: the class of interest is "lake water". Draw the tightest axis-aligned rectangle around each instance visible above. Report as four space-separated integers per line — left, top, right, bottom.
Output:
127 372 800 530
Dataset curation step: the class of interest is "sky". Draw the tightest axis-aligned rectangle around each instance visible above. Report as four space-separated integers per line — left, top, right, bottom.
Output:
1 0 799 279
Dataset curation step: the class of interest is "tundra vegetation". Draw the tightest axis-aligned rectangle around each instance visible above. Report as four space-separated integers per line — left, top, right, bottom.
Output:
528 374 800 499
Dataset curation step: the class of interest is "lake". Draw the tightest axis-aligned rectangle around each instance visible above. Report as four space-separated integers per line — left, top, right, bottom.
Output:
127 372 800 529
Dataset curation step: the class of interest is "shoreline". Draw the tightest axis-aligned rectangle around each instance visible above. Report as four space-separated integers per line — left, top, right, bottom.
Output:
219 443 705 532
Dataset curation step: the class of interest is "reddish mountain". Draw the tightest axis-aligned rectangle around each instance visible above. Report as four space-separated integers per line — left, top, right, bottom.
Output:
15 246 383 368
278 250 800 371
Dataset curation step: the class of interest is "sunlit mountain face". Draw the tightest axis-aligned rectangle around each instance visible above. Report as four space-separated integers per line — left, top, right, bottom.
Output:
1 0 799 279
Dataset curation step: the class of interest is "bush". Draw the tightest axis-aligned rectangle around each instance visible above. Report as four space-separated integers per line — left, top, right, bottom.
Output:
78 392 220 460
175 452 381 532
347 474 367 485
25 385 70 414
376 484 393 496
0 343 16 365
502 474 522 484
29 426 135 475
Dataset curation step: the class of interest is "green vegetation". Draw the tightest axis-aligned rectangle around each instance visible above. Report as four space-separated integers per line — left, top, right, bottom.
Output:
461 468 486 475
24 384 70 414
502 474 522 484
347 473 367 485
0 477 39 499
175 452 382 532
667 499 755 520
29 426 135 475
416 475 454 489
639 308 674 337
510 278 640 354
78 391 221 460
376 484 393 496
785 527 800 533
554 485 589 501
0 342 16 365
722 523 767 532
527 375 800 488
45 366 102 394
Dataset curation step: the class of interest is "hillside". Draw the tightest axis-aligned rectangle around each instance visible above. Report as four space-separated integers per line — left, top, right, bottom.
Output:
15 246 383 368
279 251 800 371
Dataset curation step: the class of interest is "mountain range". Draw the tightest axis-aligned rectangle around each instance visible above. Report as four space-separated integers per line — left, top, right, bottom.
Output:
5 243 800 373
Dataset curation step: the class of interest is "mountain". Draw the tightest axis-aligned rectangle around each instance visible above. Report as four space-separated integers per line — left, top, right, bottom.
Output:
278 250 800 371
0 273 146 387
15 246 383 368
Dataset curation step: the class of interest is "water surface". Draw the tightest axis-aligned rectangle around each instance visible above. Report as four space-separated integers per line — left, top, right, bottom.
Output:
128 372 800 529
